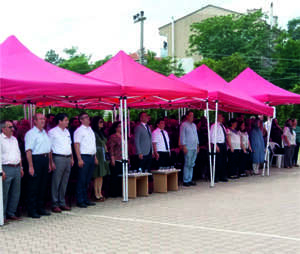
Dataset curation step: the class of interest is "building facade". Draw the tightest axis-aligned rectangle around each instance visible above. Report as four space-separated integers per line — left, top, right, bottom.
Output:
159 5 239 72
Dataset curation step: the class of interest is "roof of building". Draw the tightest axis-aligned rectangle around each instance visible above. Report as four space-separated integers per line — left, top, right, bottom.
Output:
158 4 241 30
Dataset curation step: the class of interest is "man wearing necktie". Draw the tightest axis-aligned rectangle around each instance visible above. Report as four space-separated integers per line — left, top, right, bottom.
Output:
210 113 228 182
152 118 171 168
134 112 153 172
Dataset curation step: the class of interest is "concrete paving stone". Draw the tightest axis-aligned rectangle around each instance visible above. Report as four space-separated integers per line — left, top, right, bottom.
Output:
1 167 300 253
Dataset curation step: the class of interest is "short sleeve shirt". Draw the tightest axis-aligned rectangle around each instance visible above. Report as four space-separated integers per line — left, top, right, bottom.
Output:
48 126 72 155
283 127 296 146
25 126 51 155
74 125 96 155
152 128 170 152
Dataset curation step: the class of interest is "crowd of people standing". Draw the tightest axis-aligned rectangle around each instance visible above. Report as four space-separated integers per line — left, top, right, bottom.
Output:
1 110 298 224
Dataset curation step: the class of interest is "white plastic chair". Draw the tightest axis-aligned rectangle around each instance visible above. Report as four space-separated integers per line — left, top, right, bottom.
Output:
269 142 284 168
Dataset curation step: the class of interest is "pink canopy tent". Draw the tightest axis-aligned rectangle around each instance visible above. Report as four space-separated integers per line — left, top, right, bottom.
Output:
175 65 274 116
85 50 208 100
229 67 300 176
229 67 300 106
0 35 120 105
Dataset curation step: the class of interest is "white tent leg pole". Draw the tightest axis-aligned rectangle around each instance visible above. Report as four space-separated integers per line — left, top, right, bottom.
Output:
165 110 167 117
268 107 276 176
263 107 276 176
113 105 117 123
212 101 219 187
42 108 45 116
124 98 129 202
28 104 32 128
48 106 51 114
0 145 4 226
23 104 27 120
206 100 213 187
119 104 122 122
263 111 273 177
119 97 126 202
178 108 180 124
33 104 36 116
128 108 131 138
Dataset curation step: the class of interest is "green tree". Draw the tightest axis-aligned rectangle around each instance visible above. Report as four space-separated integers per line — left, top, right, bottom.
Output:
58 47 93 74
91 55 112 70
0 105 24 120
189 10 280 76
271 32 300 90
45 49 62 65
288 18 300 40
145 50 185 77
195 53 248 82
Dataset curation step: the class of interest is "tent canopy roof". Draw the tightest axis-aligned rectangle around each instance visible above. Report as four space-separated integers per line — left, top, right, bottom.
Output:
85 50 207 99
179 65 274 116
229 67 300 106
0 35 120 103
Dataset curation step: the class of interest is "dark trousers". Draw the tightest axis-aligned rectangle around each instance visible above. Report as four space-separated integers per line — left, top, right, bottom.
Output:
157 152 171 168
240 150 251 173
139 153 152 172
292 143 299 165
194 149 209 180
27 155 49 214
76 155 95 204
228 150 241 177
109 161 123 197
214 143 227 181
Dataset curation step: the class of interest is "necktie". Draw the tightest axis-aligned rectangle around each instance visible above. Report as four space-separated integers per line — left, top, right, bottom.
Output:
161 130 169 151
145 124 151 137
220 124 227 143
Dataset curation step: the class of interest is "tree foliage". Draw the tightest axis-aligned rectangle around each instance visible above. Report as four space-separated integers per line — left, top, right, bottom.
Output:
288 18 300 40
190 11 276 61
145 50 185 77
195 53 248 82
189 9 300 124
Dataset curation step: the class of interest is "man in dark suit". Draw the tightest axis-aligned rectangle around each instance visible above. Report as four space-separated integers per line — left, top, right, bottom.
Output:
134 112 153 172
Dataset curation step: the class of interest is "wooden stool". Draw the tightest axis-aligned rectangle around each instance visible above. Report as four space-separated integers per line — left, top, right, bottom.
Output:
151 169 180 193
123 173 152 198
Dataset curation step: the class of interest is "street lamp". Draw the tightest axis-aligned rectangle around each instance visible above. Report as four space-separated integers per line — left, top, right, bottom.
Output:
133 11 146 65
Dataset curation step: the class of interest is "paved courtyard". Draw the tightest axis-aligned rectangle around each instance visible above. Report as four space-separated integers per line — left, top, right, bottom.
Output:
1 167 300 253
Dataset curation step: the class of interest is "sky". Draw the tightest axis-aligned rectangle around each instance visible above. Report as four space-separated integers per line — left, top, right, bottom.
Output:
1 0 299 62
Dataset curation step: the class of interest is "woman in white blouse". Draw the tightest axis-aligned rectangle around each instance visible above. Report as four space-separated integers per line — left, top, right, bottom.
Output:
283 119 296 168
227 119 241 179
239 121 252 176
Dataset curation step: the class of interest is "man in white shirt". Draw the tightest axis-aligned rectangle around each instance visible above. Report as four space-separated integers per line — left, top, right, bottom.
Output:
25 113 52 218
48 113 73 213
0 120 24 223
210 113 228 182
74 112 97 208
152 118 171 168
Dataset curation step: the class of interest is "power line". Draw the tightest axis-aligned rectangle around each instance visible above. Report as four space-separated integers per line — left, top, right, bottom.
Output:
198 52 300 62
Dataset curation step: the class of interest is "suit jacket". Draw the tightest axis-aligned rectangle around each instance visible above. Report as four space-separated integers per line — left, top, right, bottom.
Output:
134 123 152 155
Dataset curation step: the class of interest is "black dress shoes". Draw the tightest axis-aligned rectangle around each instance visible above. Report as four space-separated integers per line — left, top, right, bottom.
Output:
38 209 51 216
85 201 96 206
189 181 197 186
220 178 228 182
77 203 88 208
28 212 41 219
183 182 191 187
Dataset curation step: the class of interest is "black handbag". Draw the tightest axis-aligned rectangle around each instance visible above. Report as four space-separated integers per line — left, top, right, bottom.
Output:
105 152 111 161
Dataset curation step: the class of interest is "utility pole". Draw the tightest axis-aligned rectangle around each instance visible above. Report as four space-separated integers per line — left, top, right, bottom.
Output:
133 11 146 65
